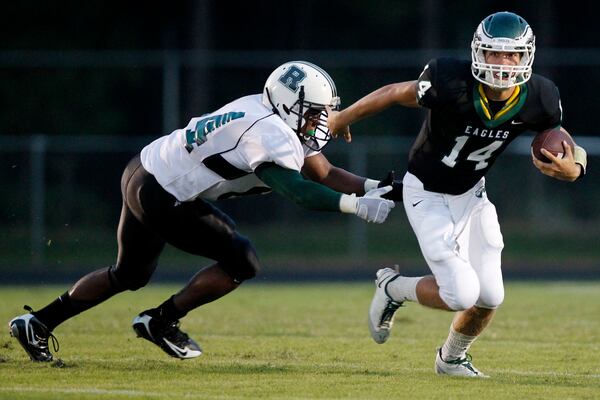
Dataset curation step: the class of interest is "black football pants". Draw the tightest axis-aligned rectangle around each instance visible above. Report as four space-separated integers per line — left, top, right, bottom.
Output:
111 155 243 289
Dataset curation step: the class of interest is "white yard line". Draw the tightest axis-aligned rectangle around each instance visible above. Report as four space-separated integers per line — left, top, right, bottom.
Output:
0 387 162 397
0 387 248 400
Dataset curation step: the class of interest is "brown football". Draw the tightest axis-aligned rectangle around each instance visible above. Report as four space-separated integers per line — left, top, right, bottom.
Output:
531 127 575 163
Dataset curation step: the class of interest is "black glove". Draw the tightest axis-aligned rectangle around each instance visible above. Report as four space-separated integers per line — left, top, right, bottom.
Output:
377 170 403 202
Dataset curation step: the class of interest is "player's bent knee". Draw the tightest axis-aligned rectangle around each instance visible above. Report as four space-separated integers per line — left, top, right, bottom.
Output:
442 289 479 311
438 270 480 311
109 264 153 291
476 285 504 309
219 234 260 282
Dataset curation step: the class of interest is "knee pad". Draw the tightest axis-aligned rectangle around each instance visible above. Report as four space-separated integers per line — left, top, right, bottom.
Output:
476 280 505 309
438 267 480 311
108 264 153 291
219 234 260 283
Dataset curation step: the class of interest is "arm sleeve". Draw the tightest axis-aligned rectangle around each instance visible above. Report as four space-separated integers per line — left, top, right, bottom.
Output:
532 82 563 132
255 162 342 211
416 59 439 108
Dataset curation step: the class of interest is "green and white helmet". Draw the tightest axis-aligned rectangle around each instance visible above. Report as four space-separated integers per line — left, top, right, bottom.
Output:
471 11 536 89
262 61 341 151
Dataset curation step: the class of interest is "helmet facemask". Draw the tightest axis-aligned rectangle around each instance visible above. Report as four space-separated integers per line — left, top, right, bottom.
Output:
471 12 536 89
471 39 535 89
284 86 341 151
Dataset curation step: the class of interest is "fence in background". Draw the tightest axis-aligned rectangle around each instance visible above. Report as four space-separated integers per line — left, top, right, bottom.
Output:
2 134 599 271
2 47 600 279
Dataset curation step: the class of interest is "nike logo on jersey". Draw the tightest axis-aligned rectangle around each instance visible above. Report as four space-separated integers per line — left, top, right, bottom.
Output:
412 200 424 207
511 120 524 125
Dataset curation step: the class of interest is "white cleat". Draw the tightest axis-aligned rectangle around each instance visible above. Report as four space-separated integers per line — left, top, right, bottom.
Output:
434 348 489 378
368 268 403 344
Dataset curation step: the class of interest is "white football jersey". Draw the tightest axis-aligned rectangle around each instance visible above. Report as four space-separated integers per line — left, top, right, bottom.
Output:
141 94 320 202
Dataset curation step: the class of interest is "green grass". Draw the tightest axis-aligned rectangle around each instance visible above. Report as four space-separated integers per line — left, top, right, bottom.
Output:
1 282 599 399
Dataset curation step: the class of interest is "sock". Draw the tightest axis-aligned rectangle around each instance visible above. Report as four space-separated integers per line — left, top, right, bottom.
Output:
32 292 85 331
441 327 477 361
385 276 422 303
152 295 187 323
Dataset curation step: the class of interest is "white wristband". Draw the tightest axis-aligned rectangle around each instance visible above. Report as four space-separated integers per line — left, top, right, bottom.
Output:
339 193 358 214
574 145 587 175
363 179 380 193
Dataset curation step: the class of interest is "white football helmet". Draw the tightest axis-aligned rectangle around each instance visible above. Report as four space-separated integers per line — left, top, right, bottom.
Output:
471 11 535 89
262 61 341 150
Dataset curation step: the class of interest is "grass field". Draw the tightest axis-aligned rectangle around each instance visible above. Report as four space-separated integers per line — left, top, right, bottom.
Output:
1 282 599 399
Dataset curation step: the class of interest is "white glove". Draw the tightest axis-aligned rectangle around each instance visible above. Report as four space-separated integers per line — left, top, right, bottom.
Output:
339 186 395 223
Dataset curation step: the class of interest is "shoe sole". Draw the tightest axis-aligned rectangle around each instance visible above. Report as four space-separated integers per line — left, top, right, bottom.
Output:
368 280 395 344
368 319 389 344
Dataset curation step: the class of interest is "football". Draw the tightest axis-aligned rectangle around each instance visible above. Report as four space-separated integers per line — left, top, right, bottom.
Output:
531 127 575 163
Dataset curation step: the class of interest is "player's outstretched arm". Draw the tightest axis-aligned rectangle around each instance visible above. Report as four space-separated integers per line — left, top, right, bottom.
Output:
302 153 403 201
327 81 419 142
256 163 395 223
532 141 587 182
302 153 376 195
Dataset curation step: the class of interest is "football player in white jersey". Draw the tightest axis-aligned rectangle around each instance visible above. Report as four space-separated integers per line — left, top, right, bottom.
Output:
9 61 400 361
327 12 587 377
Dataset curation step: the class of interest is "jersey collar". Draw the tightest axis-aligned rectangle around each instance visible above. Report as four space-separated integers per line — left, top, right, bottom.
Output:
473 83 528 128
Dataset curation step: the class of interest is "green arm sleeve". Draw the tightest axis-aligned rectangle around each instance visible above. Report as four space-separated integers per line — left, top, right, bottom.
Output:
255 162 342 211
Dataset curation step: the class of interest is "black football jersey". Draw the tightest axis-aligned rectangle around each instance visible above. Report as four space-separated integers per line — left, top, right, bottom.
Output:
409 57 562 195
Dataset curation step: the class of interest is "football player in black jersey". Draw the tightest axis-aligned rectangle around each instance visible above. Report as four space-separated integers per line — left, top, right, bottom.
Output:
328 11 587 377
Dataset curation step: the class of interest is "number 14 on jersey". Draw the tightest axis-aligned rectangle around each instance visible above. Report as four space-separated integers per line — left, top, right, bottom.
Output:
442 136 503 170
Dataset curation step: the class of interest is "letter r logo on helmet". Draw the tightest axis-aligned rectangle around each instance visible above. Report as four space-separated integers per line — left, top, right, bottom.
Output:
278 66 306 93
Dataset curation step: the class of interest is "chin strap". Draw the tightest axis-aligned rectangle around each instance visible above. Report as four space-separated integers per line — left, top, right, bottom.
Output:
296 86 305 134
264 88 279 115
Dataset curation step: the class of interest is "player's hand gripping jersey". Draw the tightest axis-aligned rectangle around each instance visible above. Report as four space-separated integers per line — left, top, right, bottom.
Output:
410 57 562 194
141 94 319 202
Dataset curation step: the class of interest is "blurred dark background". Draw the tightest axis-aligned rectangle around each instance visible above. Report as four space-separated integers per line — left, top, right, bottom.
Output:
1 0 599 282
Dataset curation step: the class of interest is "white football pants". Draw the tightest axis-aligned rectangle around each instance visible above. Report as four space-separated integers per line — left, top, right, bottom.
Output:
402 172 505 311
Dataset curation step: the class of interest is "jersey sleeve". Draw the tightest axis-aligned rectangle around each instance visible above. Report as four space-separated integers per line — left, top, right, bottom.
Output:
533 83 562 131
255 162 342 211
241 126 305 173
416 58 440 108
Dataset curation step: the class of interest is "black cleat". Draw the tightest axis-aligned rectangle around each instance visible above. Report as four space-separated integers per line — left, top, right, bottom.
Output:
132 311 202 359
9 306 59 362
